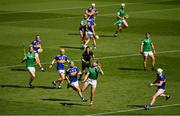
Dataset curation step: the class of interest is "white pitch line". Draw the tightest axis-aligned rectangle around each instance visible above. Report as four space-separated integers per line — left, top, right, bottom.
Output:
0 3 137 15
1 7 179 25
0 0 174 14
100 7 180 17
0 49 180 70
89 103 180 115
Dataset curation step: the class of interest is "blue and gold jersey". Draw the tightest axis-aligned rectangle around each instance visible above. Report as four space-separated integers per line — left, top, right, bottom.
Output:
157 73 166 90
66 67 79 83
55 55 68 70
86 19 95 32
87 8 97 19
32 41 41 53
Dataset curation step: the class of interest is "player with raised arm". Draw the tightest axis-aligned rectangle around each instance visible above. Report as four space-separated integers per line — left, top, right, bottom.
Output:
31 35 44 72
145 68 171 110
81 61 104 105
66 61 87 102
140 32 155 71
85 3 98 22
79 46 95 80
21 45 38 87
49 48 69 89
114 3 129 37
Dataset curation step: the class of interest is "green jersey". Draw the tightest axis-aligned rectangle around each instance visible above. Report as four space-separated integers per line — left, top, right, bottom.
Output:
117 9 126 20
80 18 87 27
142 38 152 52
25 52 35 67
88 67 100 80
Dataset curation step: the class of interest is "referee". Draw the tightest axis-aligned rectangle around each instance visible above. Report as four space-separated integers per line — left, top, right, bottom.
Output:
79 46 95 80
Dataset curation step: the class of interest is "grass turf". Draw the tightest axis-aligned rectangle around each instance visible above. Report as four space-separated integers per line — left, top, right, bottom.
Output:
0 0 180 115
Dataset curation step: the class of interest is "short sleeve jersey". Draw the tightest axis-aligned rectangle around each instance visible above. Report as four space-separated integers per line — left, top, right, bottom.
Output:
55 55 68 70
88 67 100 80
25 52 35 67
31 41 41 53
86 19 95 32
157 73 166 89
82 51 93 62
66 67 79 83
142 38 152 52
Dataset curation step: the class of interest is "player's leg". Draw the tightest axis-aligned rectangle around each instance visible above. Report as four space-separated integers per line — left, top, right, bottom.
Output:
80 30 83 45
143 52 148 71
35 53 44 72
145 89 164 110
89 80 97 105
149 52 155 70
81 81 89 92
79 63 86 80
27 67 36 87
160 93 171 100
84 32 90 48
71 82 87 101
122 20 128 28
92 37 97 49
90 86 96 105
114 24 122 37
52 70 65 88
58 73 65 88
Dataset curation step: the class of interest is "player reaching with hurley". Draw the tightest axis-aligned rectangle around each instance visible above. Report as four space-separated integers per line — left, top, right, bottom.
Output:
66 61 87 102
140 32 155 71
31 35 44 72
114 3 129 37
81 61 104 105
49 48 70 89
145 68 171 110
85 3 98 22
21 45 38 87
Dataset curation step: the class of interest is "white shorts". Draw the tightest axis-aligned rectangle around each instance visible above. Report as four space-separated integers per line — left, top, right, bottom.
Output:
86 31 94 39
143 51 153 57
27 67 35 73
156 88 165 94
58 70 65 74
85 78 97 88
70 81 79 87
35 52 39 58
117 19 126 26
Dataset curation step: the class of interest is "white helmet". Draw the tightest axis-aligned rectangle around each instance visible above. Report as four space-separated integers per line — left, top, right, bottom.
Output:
121 3 125 7
157 68 163 75
91 3 95 7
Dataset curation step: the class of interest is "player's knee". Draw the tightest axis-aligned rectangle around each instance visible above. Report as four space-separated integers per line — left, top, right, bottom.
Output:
152 95 157 99
36 59 40 64
38 49 43 53
81 88 85 92
31 75 35 79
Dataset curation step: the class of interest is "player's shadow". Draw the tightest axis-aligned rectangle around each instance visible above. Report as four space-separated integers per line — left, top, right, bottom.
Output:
41 98 71 101
60 45 83 50
127 104 145 108
99 34 114 38
67 33 79 36
11 68 27 71
60 102 87 106
118 67 144 71
42 98 89 106
67 33 114 38
0 85 55 89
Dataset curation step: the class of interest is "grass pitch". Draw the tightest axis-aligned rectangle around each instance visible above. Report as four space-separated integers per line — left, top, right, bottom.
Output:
0 0 180 115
